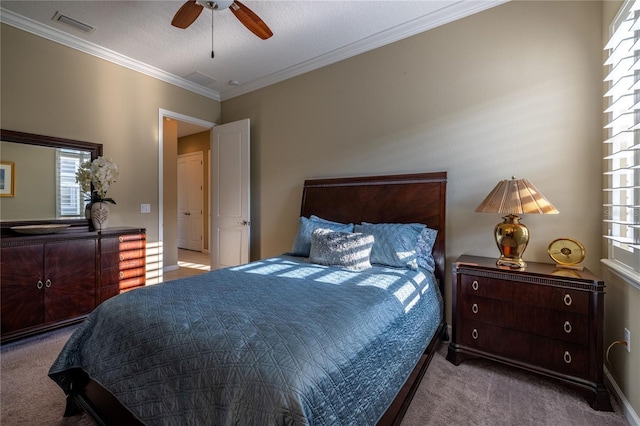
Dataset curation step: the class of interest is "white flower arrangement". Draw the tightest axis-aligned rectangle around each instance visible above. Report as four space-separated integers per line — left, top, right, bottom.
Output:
76 156 120 204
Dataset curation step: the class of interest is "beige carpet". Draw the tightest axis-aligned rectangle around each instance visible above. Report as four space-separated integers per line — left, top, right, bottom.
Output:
0 326 629 426
0 326 93 426
403 346 628 426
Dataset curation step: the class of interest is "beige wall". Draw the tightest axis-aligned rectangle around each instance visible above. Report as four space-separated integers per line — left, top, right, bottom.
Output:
1 23 221 280
601 0 640 418
223 1 602 293
0 141 56 219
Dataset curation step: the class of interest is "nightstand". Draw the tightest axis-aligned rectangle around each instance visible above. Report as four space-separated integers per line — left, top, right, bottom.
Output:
446 255 612 411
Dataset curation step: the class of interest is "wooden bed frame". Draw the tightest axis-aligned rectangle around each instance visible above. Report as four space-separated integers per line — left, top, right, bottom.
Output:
63 171 448 426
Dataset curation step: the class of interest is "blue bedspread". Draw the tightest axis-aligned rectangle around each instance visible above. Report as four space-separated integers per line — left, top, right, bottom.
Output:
49 256 443 425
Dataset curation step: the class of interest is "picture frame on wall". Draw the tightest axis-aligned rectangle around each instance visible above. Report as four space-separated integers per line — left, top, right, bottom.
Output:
0 161 15 197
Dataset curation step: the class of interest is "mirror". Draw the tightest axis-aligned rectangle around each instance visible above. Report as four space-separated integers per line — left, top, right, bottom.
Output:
0 129 102 223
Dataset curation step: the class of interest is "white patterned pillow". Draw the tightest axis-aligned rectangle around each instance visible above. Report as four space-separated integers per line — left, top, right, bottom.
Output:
290 216 354 257
309 229 374 271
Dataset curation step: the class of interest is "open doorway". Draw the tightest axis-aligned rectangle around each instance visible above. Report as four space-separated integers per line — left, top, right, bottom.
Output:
159 109 214 274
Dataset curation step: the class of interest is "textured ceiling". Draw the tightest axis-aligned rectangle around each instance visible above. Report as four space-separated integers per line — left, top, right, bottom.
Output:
1 0 506 103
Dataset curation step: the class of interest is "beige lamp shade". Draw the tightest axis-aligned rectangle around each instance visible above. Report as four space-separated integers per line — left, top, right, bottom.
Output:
475 177 559 215
476 177 558 268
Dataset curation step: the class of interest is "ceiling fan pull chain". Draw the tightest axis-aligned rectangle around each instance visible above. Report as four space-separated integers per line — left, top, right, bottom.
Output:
211 7 215 59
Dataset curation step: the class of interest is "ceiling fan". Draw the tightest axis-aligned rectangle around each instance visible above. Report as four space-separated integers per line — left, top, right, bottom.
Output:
171 0 273 40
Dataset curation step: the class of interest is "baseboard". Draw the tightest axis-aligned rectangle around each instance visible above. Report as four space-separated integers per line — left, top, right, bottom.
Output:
163 264 179 272
604 365 640 426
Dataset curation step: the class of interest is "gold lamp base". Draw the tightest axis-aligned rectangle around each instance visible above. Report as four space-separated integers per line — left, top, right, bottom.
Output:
494 214 529 269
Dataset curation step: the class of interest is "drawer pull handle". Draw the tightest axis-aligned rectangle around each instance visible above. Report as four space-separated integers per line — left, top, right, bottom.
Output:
563 351 572 364
563 294 572 306
472 280 479 291
119 271 125 279
472 303 479 314
472 329 479 340
45 279 52 288
119 236 124 243
36 280 44 290
120 254 125 261
564 321 572 333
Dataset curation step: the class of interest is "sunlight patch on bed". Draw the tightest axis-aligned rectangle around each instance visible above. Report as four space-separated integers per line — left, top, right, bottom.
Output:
356 274 402 290
314 270 360 285
278 265 325 279
228 258 434 303
241 263 294 275
231 258 308 275
404 294 420 313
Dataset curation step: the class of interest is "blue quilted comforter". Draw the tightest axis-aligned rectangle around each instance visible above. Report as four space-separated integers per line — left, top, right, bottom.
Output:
49 256 443 425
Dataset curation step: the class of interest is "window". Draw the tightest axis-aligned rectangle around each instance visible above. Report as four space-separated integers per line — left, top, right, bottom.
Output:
56 149 91 217
603 0 640 285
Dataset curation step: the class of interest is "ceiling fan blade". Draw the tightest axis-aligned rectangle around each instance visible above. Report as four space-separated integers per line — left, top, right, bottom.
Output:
229 1 273 40
171 0 204 29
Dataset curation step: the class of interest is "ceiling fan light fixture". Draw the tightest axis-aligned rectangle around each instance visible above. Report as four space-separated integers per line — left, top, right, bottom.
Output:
199 1 234 11
172 0 272 40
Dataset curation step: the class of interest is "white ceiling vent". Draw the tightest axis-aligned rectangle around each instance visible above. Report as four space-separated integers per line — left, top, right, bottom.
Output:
52 11 95 34
184 71 218 88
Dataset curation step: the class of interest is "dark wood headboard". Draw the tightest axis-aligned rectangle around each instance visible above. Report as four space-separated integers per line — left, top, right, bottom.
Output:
300 172 447 289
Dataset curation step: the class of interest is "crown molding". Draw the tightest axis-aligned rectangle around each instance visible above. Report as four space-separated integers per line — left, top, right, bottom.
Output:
0 8 222 101
218 0 508 100
2 1 507 102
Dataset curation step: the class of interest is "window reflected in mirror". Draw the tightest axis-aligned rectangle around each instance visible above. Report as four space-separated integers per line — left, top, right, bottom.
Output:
56 148 91 217
0 141 92 220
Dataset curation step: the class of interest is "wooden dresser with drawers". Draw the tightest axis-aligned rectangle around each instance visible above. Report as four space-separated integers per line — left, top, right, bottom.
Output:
447 255 611 411
1 226 146 342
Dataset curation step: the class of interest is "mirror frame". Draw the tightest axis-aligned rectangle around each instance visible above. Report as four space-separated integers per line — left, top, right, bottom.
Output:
0 129 103 230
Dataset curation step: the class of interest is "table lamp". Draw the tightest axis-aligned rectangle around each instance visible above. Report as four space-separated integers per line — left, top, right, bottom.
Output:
475 176 558 268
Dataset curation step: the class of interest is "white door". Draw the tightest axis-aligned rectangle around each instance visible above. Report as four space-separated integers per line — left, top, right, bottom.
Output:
211 119 250 269
177 152 203 251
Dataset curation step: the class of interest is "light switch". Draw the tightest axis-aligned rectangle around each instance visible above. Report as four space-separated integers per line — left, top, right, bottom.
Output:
141 204 151 213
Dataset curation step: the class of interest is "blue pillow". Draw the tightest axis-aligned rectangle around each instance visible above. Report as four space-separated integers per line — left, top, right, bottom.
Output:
290 216 354 256
355 222 426 270
309 229 374 270
416 227 438 273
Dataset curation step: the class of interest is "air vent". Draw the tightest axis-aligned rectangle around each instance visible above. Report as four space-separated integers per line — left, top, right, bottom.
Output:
184 71 218 87
52 12 95 34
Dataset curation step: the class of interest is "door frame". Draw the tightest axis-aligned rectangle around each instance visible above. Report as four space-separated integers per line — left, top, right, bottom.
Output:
158 109 215 272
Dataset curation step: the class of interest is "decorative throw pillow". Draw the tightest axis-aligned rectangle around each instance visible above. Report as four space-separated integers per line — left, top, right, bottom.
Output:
290 216 354 257
354 222 426 270
416 227 438 273
309 229 374 271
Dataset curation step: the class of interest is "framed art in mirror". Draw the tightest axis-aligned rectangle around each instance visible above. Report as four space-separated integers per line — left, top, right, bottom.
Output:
0 161 15 197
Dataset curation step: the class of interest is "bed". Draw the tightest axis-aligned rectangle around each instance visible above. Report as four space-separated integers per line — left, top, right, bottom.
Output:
49 171 447 425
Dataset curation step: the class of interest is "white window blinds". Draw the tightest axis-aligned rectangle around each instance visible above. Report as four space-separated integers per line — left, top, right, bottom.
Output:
56 149 91 217
603 0 640 281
